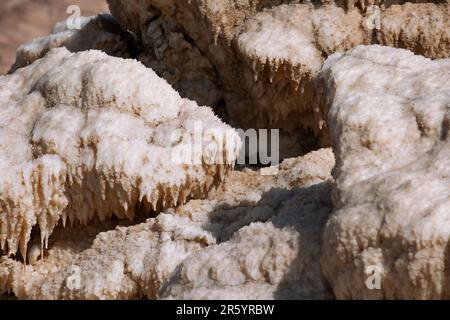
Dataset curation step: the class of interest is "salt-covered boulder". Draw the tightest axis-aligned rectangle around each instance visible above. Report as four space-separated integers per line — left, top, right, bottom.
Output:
319 45 450 299
107 0 449 157
0 47 241 259
0 149 335 300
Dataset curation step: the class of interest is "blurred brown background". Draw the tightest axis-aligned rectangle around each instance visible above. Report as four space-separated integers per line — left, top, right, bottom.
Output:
0 0 109 74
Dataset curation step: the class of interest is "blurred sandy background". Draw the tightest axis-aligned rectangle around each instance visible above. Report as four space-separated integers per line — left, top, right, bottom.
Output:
0 0 109 74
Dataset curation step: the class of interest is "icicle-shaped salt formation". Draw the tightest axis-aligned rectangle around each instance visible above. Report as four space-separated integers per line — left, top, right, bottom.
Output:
0 48 241 258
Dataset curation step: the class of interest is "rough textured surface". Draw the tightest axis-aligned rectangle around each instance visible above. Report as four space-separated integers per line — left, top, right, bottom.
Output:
2 0 449 302
0 215 213 299
108 0 449 158
10 14 136 72
129 5 223 110
0 47 240 259
379 2 450 59
0 149 335 300
0 0 108 74
319 45 450 299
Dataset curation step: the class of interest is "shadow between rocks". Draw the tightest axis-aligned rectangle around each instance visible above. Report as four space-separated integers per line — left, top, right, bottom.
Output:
272 182 335 300
176 181 336 300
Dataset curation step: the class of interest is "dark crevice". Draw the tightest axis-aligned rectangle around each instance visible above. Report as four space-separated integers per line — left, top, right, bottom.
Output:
0 292 18 300
441 116 449 141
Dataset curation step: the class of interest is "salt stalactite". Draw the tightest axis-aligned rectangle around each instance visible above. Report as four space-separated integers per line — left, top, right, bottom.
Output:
0 47 241 259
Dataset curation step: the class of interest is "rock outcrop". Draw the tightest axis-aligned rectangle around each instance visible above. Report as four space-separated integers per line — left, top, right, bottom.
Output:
0 149 335 300
319 45 450 299
107 0 449 157
0 47 240 259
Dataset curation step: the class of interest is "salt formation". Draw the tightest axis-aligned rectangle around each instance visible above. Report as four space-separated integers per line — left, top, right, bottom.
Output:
319 45 450 299
107 0 449 157
0 149 335 300
1 0 449 302
122 5 223 109
0 47 241 259
10 14 135 72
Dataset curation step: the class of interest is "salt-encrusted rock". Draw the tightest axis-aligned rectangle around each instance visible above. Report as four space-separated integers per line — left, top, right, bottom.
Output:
114 4 223 109
108 0 449 158
161 183 333 300
0 149 335 300
319 45 450 299
378 2 449 59
0 47 241 259
10 14 135 72
0 214 215 300
236 3 371 150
